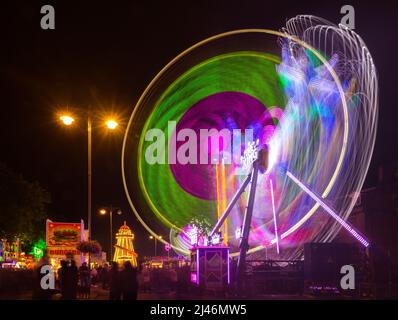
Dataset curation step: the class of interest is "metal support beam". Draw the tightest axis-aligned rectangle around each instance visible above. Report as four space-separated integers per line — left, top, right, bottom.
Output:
210 172 252 237
236 159 260 284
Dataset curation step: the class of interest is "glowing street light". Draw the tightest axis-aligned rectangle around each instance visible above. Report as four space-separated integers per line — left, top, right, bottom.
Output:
56 108 123 265
106 119 118 130
149 235 162 256
99 206 122 261
60 115 75 126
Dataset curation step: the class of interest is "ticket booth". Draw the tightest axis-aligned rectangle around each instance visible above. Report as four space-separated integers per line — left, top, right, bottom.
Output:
190 246 230 290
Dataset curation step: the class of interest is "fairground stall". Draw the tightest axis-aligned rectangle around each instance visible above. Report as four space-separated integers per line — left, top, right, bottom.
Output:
46 219 85 268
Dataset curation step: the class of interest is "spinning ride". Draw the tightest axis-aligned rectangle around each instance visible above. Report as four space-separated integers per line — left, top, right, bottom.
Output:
122 16 378 264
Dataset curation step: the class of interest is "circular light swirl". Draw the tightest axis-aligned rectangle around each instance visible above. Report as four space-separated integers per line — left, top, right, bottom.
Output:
121 27 352 256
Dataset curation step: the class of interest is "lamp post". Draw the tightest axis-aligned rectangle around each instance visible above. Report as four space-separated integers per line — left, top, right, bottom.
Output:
100 207 122 262
88 116 92 242
149 235 162 257
58 109 119 266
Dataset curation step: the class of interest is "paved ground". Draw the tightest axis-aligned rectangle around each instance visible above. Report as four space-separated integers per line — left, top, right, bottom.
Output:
2 283 363 300
0 286 322 300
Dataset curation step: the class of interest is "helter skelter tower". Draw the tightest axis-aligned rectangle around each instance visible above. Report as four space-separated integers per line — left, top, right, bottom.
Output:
113 221 138 267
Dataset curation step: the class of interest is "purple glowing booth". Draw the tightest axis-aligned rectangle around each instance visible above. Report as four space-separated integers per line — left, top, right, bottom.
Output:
190 245 230 290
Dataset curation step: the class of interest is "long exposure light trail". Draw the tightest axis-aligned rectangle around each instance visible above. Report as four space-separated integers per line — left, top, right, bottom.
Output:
269 179 280 254
122 16 378 259
287 171 370 247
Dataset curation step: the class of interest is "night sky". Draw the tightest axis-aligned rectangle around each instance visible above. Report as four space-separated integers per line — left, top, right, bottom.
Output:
1 0 397 257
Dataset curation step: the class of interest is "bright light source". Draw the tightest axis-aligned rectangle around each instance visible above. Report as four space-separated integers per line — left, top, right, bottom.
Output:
159 235 162 239
149 235 154 239
106 119 118 130
99 209 107 215
235 227 241 240
210 233 220 245
60 115 75 126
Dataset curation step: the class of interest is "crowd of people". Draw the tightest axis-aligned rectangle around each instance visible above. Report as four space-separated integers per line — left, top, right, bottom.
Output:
108 261 139 300
34 258 139 300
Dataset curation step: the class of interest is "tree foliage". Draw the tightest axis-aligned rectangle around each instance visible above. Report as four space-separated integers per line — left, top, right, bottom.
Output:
0 162 50 249
189 216 212 238
76 240 102 254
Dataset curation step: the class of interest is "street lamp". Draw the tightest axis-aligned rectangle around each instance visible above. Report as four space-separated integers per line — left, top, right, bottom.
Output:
57 109 121 256
149 235 162 257
99 207 122 262
105 119 118 130
60 115 75 126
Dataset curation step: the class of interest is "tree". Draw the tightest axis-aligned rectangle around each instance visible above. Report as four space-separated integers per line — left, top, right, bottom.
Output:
189 216 212 245
189 216 212 238
0 162 50 250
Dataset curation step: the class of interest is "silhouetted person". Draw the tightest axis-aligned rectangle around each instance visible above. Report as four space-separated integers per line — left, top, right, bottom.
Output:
102 263 110 289
142 267 151 293
79 262 90 298
121 261 138 300
109 262 121 300
93 266 100 285
62 259 78 299
91 266 98 286
59 260 67 298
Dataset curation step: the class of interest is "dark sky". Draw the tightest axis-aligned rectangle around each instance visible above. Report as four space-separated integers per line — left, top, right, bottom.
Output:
1 0 397 257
